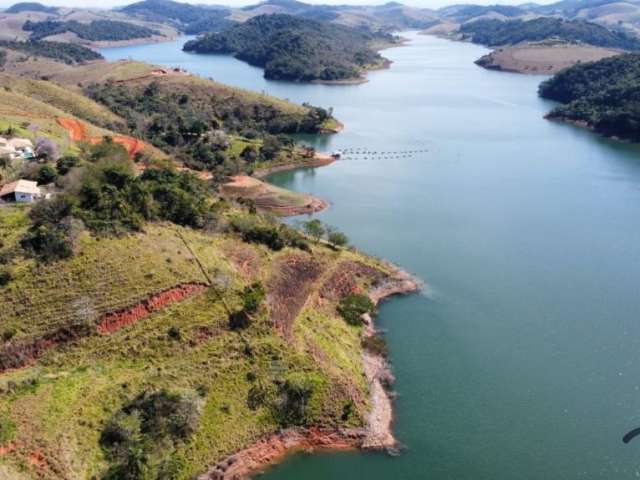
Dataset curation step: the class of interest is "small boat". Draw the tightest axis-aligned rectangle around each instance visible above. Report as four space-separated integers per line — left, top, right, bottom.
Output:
331 150 343 159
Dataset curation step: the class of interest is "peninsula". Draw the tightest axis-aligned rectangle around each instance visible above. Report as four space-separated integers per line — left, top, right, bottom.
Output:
183 14 399 83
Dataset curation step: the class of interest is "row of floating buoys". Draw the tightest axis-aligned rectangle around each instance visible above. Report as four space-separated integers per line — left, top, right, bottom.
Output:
337 148 429 161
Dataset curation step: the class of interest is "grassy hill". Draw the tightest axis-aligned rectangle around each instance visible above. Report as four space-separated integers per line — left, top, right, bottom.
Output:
539 52 640 140
5 2 57 14
0 49 412 476
183 14 397 82
0 201 400 478
0 46 339 178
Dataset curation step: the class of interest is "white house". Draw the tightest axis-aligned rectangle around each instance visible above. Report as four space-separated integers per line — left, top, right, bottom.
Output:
0 180 43 203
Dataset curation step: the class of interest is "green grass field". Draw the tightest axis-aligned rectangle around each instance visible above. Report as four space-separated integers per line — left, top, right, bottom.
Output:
0 209 393 479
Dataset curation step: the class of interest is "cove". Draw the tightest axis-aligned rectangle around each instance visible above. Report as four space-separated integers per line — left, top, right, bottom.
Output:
101 32 640 479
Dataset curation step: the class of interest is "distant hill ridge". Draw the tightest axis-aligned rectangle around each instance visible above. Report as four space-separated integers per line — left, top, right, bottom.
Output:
459 17 640 49
5 2 57 14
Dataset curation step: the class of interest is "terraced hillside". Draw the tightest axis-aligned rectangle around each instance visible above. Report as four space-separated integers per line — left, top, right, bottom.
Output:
0 207 410 479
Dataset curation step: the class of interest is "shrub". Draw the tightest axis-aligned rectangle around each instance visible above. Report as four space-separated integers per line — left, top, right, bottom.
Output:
0 268 12 287
276 372 323 426
0 415 16 445
36 164 57 185
337 293 375 326
303 219 325 242
361 334 388 357
229 309 251 330
167 326 182 340
20 224 73 261
100 390 200 480
1 328 16 342
247 382 269 410
241 281 265 314
327 229 348 247
56 155 79 175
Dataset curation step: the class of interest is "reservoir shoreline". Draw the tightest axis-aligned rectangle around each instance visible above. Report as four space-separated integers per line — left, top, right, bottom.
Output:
198 266 421 480
100 32 640 480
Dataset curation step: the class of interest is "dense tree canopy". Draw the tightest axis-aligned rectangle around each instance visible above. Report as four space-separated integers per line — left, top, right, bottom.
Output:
0 40 103 64
539 53 640 141
23 19 159 42
183 14 397 82
86 79 332 169
460 17 640 50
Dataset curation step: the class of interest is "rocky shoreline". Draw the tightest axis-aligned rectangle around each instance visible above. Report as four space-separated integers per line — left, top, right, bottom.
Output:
198 267 421 479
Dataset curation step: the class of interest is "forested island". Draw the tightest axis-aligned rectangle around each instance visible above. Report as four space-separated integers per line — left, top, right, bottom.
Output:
539 53 640 140
23 19 160 42
183 14 398 82
459 17 640 50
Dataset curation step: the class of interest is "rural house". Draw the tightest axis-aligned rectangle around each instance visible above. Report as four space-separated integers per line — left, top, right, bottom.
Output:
0 179 43 203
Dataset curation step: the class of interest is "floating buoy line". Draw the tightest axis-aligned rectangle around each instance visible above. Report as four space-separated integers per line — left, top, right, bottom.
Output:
316 147 430 161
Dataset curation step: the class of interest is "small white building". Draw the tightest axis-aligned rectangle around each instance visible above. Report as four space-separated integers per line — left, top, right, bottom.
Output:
0 180 43 203
0 137 35 160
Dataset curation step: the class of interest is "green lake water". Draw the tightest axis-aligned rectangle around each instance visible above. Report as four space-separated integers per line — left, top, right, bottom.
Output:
102 32 640 479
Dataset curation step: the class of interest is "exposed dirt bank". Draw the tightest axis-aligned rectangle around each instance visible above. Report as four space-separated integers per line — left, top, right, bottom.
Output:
56 117 146 158
253 153 336 179
221 175 329 216
198 428 366 479
198 266 421 479
0 283 208 374
475 43 620 74
97 283 208 334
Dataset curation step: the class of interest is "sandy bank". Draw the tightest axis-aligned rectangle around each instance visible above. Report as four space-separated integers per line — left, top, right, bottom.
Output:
475 43 621 75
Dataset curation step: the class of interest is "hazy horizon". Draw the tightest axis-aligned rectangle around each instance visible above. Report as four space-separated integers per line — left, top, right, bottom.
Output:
0 0 558 11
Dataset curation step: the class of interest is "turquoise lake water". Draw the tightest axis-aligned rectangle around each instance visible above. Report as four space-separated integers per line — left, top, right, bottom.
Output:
102 32 640 479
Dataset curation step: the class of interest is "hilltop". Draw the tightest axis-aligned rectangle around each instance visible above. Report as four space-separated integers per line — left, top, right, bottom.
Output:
183 14 398 83
0 2 176 48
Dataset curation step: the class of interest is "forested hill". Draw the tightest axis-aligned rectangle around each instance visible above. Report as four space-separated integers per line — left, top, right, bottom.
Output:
23 20 159 42
459 17 640 50
120 0 234 34
539 54 640 141
183 14 397 82
0 40 103 64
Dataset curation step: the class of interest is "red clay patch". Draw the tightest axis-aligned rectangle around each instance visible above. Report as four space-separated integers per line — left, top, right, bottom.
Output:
56 117 146 159
0 283 208 375
97 283 207 334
